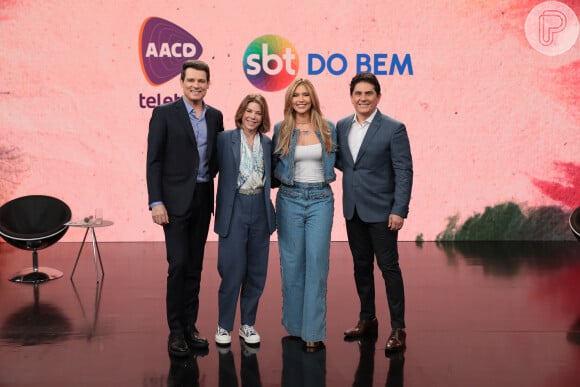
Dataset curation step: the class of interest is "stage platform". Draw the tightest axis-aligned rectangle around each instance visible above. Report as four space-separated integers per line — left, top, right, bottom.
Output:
0 241 578 386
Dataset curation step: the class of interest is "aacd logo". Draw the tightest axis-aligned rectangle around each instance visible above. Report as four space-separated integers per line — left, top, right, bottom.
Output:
139 17 203 86
243 35 299 92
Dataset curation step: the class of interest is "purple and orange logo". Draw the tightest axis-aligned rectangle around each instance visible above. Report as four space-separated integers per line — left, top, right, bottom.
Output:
243 35 299 92
139 17 203 86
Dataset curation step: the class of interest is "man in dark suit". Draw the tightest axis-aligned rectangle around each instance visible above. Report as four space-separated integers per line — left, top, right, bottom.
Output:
336 72 413 353
146 60 224 357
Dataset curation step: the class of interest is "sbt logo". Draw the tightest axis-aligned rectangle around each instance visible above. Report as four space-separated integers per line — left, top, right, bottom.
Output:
308 53 414 76
243 35 299 92
242 35 414 91
246 45 296 76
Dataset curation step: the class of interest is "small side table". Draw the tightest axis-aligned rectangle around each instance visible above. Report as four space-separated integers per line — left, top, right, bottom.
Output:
67 220 113 282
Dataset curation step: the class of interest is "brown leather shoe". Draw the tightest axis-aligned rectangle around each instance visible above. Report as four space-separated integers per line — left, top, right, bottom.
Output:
344 318 378 338
385 328 406 352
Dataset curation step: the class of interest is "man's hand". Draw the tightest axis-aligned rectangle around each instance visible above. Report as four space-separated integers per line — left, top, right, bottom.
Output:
388 214 404 231
151 204 169 225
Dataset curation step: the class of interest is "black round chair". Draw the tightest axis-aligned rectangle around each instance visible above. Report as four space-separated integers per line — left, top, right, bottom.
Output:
570 207 580 241
0 195 71 283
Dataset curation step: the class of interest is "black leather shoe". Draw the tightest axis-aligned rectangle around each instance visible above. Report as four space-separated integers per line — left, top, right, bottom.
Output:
185 328 209 349
344 318 378 339
385 328 406 352
168 334 189 357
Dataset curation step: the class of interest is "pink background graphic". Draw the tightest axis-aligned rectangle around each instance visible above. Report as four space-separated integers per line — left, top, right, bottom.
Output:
0 0 578 242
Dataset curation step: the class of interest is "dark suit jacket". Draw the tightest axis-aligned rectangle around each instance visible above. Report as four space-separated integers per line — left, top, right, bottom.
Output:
336 109 413 223
214 129 276 237
146 98 224 216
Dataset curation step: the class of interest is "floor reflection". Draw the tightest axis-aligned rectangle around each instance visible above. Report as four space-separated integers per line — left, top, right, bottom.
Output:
1 283 72 346
0 241 578 386
385 351 405 387
217 339 263 387
351 334 377 387
347 333 405 387
282 336 326 387
437 241 578 276
567 318 580 345
167 349 206 387
71 278 103 340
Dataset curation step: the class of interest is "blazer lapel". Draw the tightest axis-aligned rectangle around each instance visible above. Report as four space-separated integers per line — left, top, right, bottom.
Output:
355 111 382 163
175 100 197 147
261 133 271 183
205 108 217 157
231 129 241 171
342 115 357 166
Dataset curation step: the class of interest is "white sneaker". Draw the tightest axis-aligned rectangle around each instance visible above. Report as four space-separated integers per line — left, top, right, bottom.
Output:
239 324 260 344
215 326 231 345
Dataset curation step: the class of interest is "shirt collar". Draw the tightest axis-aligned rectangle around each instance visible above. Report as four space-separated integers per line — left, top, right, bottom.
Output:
352 108 378 126
183 97 206 118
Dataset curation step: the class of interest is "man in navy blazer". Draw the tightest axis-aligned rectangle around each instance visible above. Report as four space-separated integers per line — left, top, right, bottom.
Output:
146 60 224 357
336 72 413 353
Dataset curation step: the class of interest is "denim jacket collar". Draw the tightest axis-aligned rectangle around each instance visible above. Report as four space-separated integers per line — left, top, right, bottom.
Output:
272 121 337 186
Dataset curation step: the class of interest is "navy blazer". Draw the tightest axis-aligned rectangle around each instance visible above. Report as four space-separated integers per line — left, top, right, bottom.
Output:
146 98 224 216
214 129 276 238
336 109 413 222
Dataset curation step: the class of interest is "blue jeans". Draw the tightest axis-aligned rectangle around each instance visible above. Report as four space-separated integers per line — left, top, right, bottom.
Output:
276 182 334 342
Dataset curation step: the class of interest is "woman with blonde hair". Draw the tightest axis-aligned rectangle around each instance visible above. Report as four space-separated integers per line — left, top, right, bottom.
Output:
272 78 336 352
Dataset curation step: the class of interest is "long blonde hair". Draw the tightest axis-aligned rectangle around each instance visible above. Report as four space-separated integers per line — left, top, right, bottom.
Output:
275 78 332 157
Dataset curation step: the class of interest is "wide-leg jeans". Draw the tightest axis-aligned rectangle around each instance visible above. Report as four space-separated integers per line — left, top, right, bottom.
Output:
276 182 334 342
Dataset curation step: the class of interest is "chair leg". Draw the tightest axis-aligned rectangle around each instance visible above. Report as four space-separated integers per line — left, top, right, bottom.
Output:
9 250 63 284
32 248 39 273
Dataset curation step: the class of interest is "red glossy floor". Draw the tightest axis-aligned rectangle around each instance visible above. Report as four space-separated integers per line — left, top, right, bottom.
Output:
0 241 579 387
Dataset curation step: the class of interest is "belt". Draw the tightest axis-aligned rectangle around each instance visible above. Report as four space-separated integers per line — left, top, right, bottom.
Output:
284 182 329 189
237 187 263 195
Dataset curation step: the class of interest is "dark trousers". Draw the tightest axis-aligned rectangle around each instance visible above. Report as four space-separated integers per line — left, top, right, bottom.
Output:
217 192 269 331
163 183 211 335
346 210 405 329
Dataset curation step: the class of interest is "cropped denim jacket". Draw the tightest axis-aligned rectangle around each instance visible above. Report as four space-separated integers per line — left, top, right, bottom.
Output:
272 120 337 187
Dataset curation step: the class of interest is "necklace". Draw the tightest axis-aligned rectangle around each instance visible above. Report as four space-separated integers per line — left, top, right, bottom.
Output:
297 120 312 135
